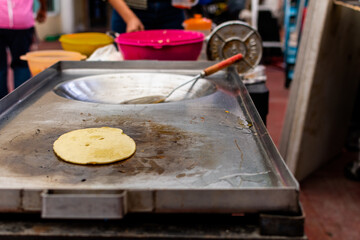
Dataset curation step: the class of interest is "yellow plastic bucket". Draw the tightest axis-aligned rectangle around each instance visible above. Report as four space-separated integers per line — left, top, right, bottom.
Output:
20 50 86 76
59 32 114 57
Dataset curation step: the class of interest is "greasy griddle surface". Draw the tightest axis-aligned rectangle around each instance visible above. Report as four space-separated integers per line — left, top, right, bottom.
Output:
1 116 214 185
0 89 280 189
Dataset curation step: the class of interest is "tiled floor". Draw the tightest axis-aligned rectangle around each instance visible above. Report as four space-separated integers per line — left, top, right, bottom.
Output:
6 42 360 239
300 151 360 240
265 64 289 146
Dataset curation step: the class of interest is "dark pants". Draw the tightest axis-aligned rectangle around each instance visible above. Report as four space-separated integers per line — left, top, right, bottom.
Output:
111 1 185 33
0 28 33 99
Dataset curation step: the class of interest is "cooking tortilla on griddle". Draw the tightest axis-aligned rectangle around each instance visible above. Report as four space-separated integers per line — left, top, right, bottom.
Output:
53 127 136 165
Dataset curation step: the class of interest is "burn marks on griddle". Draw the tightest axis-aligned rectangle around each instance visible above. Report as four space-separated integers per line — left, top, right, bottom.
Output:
0 116 212 184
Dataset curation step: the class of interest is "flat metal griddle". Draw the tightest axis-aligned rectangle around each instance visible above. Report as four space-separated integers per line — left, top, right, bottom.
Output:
0 61 298 219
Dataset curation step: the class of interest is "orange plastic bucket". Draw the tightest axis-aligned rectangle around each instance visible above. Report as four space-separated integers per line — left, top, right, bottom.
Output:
20 50 86 76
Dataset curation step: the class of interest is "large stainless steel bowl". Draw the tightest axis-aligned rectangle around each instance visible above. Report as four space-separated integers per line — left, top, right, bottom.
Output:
53 73 216 104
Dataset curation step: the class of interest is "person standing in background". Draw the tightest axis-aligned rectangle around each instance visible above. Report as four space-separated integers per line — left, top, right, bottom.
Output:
0 0 47 99
108 0 185 33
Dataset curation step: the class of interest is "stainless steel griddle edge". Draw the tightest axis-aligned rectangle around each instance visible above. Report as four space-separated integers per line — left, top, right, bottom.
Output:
0 61 299 219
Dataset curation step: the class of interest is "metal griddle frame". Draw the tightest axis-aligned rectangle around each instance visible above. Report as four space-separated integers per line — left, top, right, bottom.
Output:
0 61 305 239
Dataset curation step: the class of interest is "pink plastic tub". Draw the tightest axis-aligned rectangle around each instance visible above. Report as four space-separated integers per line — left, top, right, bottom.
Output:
115 30 205 60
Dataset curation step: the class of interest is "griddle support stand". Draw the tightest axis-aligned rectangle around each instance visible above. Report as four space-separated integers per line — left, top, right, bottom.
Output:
259 204 305 237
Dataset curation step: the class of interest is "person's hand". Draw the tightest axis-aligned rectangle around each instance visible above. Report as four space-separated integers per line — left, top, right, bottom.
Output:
108 0 144 32
36 9 47 23
126 17 144 32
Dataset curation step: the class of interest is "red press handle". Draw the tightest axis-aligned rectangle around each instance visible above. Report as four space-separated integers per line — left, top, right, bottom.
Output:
203 53 243 77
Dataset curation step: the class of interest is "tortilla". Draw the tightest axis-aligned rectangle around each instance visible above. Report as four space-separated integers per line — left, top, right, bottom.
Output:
53 127 136 165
